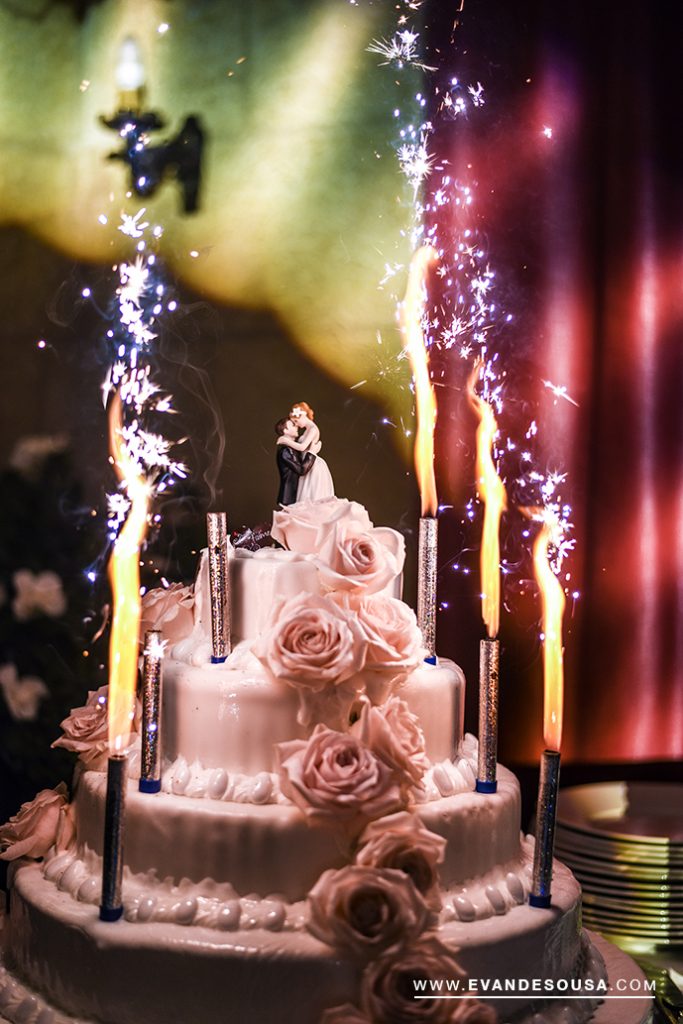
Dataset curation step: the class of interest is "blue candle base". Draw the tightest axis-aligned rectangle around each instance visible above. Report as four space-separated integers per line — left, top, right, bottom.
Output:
139 778 161 794
99 905 124 922
211 655 227 664
475 779 497 794
424 654 437 666
529 893 552 909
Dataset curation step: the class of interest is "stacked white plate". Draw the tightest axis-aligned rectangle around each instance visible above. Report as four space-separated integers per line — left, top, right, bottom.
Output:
555 781 683 950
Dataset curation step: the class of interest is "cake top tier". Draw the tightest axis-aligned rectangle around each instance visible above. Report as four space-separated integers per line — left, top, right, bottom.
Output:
142 497 406 654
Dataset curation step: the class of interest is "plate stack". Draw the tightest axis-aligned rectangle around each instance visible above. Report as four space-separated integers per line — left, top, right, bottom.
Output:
555 782 683 952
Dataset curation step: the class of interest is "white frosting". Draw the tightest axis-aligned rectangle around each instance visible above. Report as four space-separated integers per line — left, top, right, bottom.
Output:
70 756 520 901
160 759 284 804
35 749 526 934
36 837 534 934
161 654 464 775
6 862 607 1024
73 770 351 901
447 864 607 1018
230 548 321 645
161 650 306 774
0 931 608 1024
418 762 523 887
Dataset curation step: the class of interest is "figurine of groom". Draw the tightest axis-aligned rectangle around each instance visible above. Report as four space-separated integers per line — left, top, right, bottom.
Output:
274 417 315 506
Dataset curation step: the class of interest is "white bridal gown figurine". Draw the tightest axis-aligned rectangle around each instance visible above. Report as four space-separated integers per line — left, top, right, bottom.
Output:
275 401 335 502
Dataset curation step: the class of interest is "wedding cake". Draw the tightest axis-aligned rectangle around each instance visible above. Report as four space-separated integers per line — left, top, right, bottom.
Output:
0 497 607 1024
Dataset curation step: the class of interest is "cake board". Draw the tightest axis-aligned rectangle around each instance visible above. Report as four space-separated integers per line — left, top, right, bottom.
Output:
589 932 653 1024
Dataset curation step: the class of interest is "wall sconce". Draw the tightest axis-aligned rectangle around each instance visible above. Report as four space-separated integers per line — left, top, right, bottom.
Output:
100 36 205 214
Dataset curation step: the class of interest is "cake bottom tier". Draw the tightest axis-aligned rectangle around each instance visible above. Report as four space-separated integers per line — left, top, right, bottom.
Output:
6 862 606 1024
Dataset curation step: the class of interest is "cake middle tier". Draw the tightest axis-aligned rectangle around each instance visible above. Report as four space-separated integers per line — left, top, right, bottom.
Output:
72 765 521 901
161 654 464 775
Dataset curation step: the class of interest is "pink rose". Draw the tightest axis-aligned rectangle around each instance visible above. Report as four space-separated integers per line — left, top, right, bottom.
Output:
320 1005 371 1024
350 595 425 703
353 697 429 789
360 938 469 1024
272 498 372 555
52 685 139 770
451 1000 498 1024
277 725 405 831
317 524 405 596
308 864 432 960
0 664 48 721
140 583 194 645
356 812 446 911
12 569 66 621
253 594 367 728
0 783 74 861
52 685 109 769
271 497 405 596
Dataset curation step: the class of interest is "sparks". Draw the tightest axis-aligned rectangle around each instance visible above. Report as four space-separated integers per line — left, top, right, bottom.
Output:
119 256 150 306
367 30 437 72
398 133 435 191
144 633 167 658
102 211 186 550
542 379 579 407
360 0 578 612
118 208 149 239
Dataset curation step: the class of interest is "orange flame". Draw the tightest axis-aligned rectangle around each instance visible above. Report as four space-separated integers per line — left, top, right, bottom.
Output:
107 393 150 753
467 362 507 638
400 245 439 517
532 516 566 752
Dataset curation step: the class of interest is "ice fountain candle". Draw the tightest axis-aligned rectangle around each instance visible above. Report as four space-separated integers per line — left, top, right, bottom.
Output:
206 512 231 663
139 629 164 794
528 514 566 908
101 393 150 922
468 362 507 794
400 245 439 663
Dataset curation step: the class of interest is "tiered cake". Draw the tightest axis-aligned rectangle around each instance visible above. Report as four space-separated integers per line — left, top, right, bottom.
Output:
0 497 606 1024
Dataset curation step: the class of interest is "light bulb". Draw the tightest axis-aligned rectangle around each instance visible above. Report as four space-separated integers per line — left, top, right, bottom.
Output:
115 36 146 94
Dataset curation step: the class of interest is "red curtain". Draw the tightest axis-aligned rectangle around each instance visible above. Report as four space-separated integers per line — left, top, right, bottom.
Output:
428 1 683 763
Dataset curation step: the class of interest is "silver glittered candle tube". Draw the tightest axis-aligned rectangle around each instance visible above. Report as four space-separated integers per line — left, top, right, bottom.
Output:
530 748 561 908
417 516 438 664
100 753 127 921
206 512 230 663
139 629 163 794
476 637 499 794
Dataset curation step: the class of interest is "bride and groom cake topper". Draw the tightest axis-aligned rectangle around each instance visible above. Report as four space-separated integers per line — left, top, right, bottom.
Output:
274 401 335 506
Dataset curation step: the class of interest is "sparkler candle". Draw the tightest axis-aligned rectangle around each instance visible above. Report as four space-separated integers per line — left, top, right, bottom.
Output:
139 629 164 794
468 362 507 794
400 245 439 663
100 753 127 920
101 393 150 922
529 516 566 909
206 512 230 663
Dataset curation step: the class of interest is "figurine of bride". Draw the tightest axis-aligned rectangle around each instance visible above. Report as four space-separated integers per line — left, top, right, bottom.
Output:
277 401 335 501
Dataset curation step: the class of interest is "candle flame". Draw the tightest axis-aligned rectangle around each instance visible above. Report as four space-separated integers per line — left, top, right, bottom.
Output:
525 509 566 752
467 361 507 638
108 393 150 753
400 245 439 517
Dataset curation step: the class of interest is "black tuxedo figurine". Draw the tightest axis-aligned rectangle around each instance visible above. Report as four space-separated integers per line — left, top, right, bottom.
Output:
275 417 315 506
